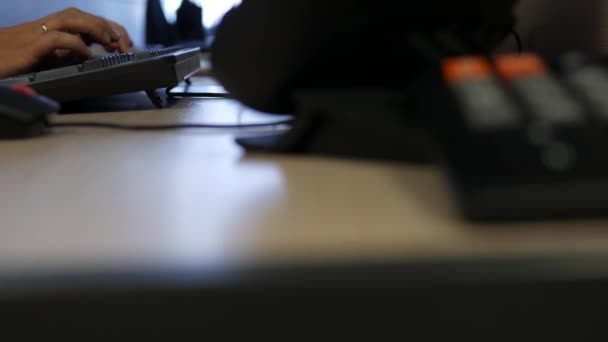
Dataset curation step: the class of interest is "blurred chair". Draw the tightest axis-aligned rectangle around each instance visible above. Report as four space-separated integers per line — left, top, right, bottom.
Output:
146 0 205 46
176 0 205 42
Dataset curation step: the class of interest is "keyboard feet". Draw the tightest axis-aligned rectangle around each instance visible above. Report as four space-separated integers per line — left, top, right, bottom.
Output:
146 89 164 108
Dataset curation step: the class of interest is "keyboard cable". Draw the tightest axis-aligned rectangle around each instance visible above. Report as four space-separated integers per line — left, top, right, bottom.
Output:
46 120 294 131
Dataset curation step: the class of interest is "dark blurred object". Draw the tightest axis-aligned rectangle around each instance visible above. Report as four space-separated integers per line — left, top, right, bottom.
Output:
4 255 608 339
516 0 608 55
146 0 205 46
212 0 518 114
237 88 432 163
0 85 58 139
146 0 178 45
425 52 608 221
176 0 205 42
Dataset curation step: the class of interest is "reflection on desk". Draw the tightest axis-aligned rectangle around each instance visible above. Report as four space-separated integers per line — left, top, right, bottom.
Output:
2 91 608 280
3 77 608 340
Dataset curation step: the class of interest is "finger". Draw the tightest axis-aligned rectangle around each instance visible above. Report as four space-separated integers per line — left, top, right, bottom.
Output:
117 37 131 53
45 8 120 46
32 31 91 61
54 49 72 58
115 31 132 53
103 42 120 53
109 21 133 52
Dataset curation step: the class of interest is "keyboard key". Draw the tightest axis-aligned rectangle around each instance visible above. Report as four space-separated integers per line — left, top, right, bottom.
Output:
495 54 584 125
561 55 608 123
442 57 521 132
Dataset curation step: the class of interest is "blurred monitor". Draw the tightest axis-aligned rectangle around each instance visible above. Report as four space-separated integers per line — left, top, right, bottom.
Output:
147 0 241 49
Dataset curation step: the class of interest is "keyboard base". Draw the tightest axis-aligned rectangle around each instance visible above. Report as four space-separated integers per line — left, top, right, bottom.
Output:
0 47 202 106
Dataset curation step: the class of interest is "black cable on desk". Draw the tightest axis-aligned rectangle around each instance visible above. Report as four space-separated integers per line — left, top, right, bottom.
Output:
47 120 293 131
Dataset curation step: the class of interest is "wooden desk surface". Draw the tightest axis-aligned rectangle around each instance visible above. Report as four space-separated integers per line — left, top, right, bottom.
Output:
2 90 608 278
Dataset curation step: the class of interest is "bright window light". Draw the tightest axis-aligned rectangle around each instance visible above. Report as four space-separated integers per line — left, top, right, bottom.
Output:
161 0 241 28
160 0 182 24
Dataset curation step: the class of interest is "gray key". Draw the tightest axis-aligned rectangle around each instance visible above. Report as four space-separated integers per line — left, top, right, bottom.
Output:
565 65 608 121
512 76 584 124
452 78 522 132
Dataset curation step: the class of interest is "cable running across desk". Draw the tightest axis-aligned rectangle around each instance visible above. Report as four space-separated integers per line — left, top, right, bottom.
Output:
47 120 293 131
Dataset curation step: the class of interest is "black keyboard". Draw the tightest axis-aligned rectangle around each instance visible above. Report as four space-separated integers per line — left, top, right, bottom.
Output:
0 47 201 107
424 52 608 221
